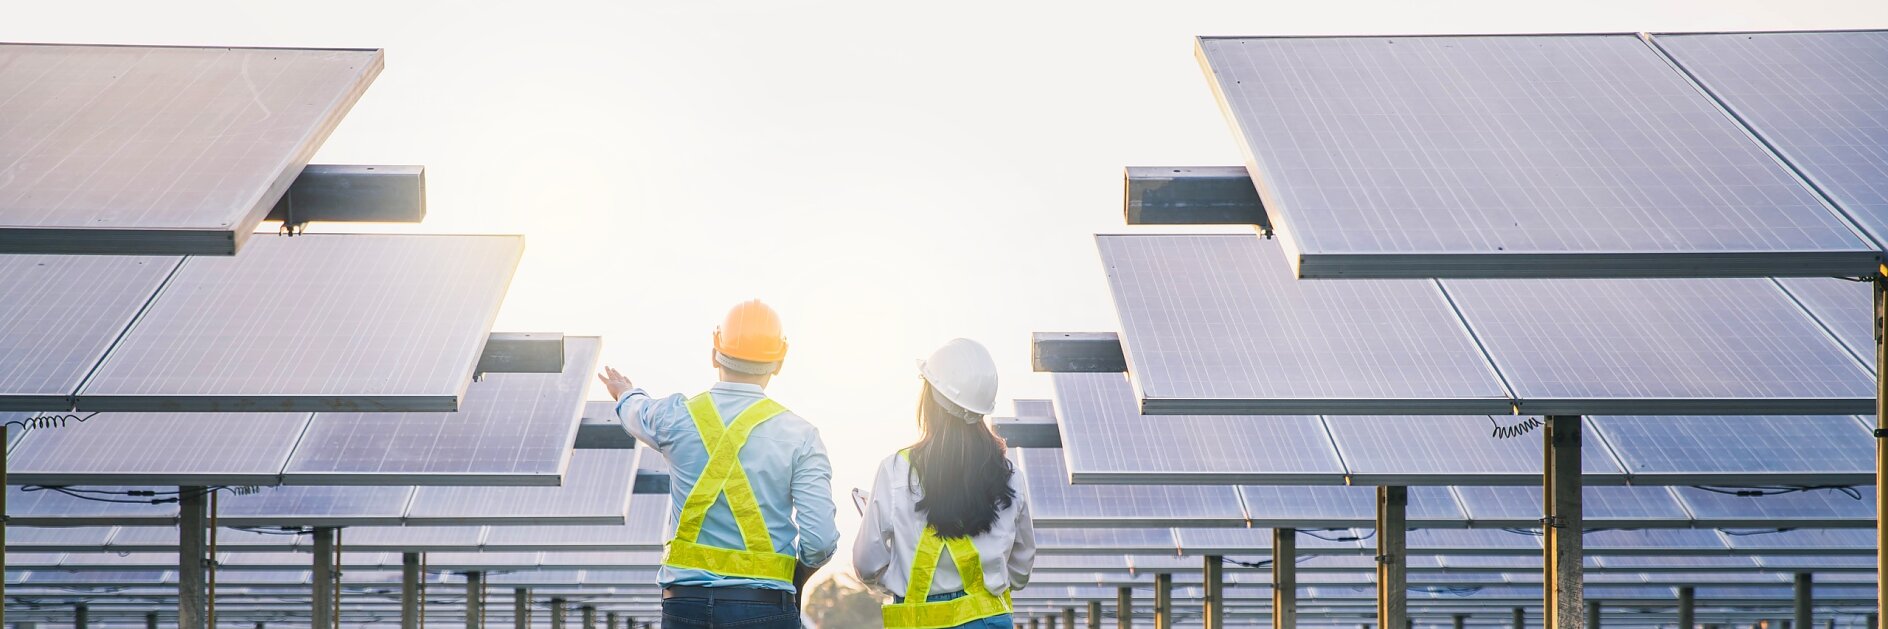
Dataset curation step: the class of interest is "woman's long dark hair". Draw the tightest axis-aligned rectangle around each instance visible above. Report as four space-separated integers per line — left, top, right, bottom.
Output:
907 382 1016 538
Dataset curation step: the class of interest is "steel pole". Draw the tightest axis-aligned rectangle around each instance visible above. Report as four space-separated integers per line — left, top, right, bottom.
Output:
179 489 208 629
1454 615 1467 629
1586 599 1600 629
582 606 596 629
1154 573 1173 629
401 553 421 629
606 612 618 629
1680 586 1696 629
1063 608 1076 629
1796 574 1813 629
1378 487 1409 629
550 598 566 629
74 605 87 629
1203 556 1224 629
1875 275 1885 629
1514 607 1526 629
465 572 484 629
1544 416 1585 629
312 528 334 629
147 612 159 629
1118 586 1133 629
513 588 529 629
1276 528 1298 629
1089 601 1103 629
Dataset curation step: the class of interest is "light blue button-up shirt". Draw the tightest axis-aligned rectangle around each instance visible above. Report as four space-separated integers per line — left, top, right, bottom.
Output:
616 381 839 591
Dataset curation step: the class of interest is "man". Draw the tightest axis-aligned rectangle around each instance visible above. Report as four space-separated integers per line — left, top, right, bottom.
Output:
597 299 838 628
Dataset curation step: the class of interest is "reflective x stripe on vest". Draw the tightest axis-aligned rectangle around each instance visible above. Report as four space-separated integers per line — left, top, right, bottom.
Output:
661 393 798 582
881 451 1012 629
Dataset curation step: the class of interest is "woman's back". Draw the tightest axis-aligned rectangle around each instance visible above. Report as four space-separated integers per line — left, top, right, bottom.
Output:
853 450 1035 596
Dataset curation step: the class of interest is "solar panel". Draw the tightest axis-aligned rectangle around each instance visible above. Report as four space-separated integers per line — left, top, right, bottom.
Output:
1718 528 1874 554
404 449 639 525
1015 448 1248 527
0 256 181 409
1051 372 1343 484
1653 31 1888 250
6 526 115 550
1327 416 1625 485
216 485 414 527
1589 415 1872 485
1440 278 1872 414
1034 528 1177 555
103 526 303 552
281 336 598 485
6 485 177 525
1195 34 1874 278
78 234 523 412
7 411 310 485
1672 486 1874 527
339 526 486 552
480 491 668 551
1407 529 1540 555
1452 486 1690 528
0 44 383 255
1774 277 1873 368
1098 234 1510 414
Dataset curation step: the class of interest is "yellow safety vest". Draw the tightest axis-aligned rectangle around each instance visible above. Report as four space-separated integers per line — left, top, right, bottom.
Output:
881 451 1013 629
661 393 798 582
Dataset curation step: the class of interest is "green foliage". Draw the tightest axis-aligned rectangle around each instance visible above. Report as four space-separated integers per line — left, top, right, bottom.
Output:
803 570 885 629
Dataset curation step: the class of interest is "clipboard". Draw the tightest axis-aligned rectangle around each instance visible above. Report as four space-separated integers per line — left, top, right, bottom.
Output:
851 488 870 516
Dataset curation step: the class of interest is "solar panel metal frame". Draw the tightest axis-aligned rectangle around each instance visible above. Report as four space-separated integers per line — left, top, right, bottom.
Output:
74 233 522 413
0 44 384 256
5 412 313 486
1193 33 1880 279
278 336 599 486
0 256 184 410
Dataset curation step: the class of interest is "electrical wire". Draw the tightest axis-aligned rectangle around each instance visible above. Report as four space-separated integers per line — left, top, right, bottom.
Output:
1488 416 1543 439
1719 528 1797 536
2 412 100 432
1300 528 1374 542
1689 485 1862 500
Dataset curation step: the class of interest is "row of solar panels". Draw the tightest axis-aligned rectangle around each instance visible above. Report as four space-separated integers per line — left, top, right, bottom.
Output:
1197 31 1888 279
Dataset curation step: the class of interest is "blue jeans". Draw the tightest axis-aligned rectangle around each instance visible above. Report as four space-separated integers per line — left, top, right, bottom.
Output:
661 594 799 628
889 591 1014 629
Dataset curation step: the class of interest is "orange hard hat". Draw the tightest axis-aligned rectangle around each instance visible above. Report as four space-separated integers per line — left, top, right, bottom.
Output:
713 299 788 363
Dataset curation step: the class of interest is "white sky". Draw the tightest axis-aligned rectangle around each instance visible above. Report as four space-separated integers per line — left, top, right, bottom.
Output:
9 0 1888 582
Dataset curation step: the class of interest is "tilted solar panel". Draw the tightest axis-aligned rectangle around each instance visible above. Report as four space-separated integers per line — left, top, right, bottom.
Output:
78 234 523 412
1589 415 1871 485
216 485 414 527
404 449 639 525
1014 448 1247 527
0 44 382 255
0 256 181 409
480 491 668 551
1441 278 1872 414
1672 486 1875 528
1034 528 1177 555
1453 486 1690 528
1774 277 1873 368
281 336 599 485
1654 31 1888 250
1051 371 1342 484
1326 416 1624 485
1196 34 1874 278
1099 234 1510 415
6 485 177 525
7 411 311 485
338 526 486 552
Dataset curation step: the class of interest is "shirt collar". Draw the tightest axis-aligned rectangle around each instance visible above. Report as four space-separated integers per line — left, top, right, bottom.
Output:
710 381 766 396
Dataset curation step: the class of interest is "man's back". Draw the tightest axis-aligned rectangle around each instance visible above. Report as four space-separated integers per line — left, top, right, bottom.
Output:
616 380 839 591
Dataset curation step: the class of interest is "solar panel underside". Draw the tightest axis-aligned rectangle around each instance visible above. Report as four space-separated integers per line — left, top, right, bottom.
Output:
1015 448 1248 527
1099 234 1510 414
480 491 667 551
339 526 487 552
78 234 523 412
1672 486 1874 527
1774 277 1873 368
6 485 177 525
1589 415 1872 485
0 256 180 409
1453 486 1692 529
1654 31 1888 250
6 411 311 485
1051 372 1343 484
216 485 414 527
1441 278 1872 414
404 449 639 525
0 44 383 255
1328 416 1625 484
1034 528 1177 555
281 336 598 485
1195 34 1875 278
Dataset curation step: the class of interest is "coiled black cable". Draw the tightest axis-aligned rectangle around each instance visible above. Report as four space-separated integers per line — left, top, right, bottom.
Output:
1489 416 1543 439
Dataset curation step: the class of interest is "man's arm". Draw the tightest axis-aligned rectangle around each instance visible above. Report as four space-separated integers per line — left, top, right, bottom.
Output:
599 366 676 450
790 429 841 571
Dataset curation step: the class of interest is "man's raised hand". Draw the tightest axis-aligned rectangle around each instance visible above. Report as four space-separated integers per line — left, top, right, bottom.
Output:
596 366 634 400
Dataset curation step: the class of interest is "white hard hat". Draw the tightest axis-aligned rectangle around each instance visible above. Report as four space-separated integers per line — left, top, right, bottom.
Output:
917 338 999 420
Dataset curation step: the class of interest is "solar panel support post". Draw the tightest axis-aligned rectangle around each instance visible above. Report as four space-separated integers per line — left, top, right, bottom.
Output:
582 606 596 629
312 527 334 629
1587 600 1600 629
1203 555 1224 629
1118 586 1133 629
401 552 421 629
1047 615 1058 629
1088 601 1103 629
179 488 208 629
1377 486 1408 629
606 612 618 629
1795 573 1812 629
1680 587 1696 629
1154 573 1173 629
1275 528 1298 629
1454 614 1467 629
1513 607 1526 629
147 612 159 629
73 604 86 629
1543 415 1585 629
1876 272 1885 629
513 589 529 629
1064 607 1077 629
2 425 7 629
465 571 484 629
550 598 566 629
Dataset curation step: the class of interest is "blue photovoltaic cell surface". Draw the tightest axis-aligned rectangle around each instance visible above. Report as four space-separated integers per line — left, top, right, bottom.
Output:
1034 528 1177 554
404 449 638 523
1775 277 1873 367
0 256 180 409
1442 278 1872 413
1584 529 1728 552
1408 529 1540 553
282 337 598 482
79 234 522 412
1099 235 1509 414
1015 448 1246 525
1453 486 1690 526
7 411 311 485
216 485 414 526
1589 415 1871 482
1655 31 1888 248
480 491 669 550
1051 372 1342 483
1672 486 1874 525
1196 34 1873 277
1719 528 1874 553
1326 416 1623 483
6 485 177 524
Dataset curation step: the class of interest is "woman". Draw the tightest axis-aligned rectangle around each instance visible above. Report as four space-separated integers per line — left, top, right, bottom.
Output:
854 338 1035 629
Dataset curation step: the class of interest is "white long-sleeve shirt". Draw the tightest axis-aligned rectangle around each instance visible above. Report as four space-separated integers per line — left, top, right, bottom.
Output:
852 451 1035 598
